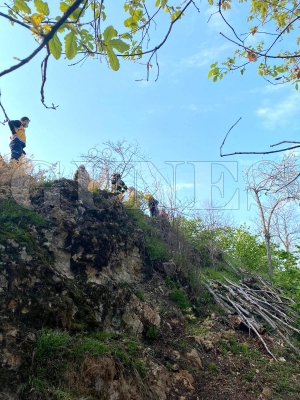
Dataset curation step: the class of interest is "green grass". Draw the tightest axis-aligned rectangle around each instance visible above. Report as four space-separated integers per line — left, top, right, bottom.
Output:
75 337 109 356
146 326 159 340
27 329 148 399
35 329 70 360
125 207 168 261
171 289 191 311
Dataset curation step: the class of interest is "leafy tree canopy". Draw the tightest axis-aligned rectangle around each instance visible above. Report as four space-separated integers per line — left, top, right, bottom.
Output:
207 0 300 89
0 0 198 109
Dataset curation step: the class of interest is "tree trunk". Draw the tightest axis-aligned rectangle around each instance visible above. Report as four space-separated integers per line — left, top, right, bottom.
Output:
264 233 273 277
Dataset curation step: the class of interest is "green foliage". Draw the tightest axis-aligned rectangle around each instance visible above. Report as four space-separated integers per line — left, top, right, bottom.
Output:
135 289 145 301
274 266 300 306
171 289 191 311
126 341 138 356
166 362 173 371
114 349 130 364
0 199 46 230
165 276 179 289
218 336 250 356
146 326 159 340
35 328 70 360
7 0 185 72
29 329 148 397
125 207 168 261
75 337 109 356
207 0 300 86
133 359 147 377
208 362 218 373
217 225 268 273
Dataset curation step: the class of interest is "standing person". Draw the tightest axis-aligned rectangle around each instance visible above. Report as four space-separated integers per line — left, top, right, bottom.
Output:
73 164 90 189
110 172 128 195
8 117 30 163
144 194 159 217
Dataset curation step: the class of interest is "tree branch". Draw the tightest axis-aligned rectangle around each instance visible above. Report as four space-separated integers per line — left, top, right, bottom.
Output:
0 0 84 78
0 90 10 124
40 45 58 110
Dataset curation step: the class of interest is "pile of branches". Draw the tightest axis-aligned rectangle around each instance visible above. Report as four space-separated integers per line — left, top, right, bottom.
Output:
205 275 300 360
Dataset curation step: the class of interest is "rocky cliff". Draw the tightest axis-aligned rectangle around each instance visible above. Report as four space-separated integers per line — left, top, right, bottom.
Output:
0 177 207 400
1 173 299 400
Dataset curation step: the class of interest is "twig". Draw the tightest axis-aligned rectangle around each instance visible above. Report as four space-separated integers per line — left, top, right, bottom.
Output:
220 117 242 156
0 89 9 123
40 45 59 110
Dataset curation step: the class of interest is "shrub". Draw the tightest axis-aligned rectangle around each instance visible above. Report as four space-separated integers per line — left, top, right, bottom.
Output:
171 289 191 311
146 326 159 340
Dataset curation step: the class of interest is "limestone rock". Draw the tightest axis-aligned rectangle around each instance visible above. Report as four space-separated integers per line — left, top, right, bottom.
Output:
185 348 203 370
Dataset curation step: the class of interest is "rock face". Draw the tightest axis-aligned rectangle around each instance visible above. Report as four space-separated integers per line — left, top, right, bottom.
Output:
0 178 203 399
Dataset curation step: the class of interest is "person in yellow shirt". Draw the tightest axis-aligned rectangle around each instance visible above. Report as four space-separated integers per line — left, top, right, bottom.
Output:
8 116 30 162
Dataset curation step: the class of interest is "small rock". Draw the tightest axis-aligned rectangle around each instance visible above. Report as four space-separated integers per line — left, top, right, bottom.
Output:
185 348 203 370
173 350 180 360
278 357 286 362
52 274 61 283
172 363 179 371
261 387 272 398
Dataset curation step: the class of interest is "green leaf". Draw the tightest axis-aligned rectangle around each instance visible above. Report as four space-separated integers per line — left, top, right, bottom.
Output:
124 18 138 30
296 83 299 90
64 31 77 60
49 33 62 60
110 39 130 53
210 62 218 68
161 0 168 8
103 25 117 41
207 69 215 78
34 0 49 15
69 7 85 21
131 9 143 21
155 0 160 6
107 46 120 71
59 2 68 13
14 0 31 14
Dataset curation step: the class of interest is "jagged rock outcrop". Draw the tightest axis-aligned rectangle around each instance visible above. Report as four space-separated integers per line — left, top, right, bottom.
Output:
0 178 203 400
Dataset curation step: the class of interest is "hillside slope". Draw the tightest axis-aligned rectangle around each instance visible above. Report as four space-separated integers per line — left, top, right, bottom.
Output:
0 174 300 400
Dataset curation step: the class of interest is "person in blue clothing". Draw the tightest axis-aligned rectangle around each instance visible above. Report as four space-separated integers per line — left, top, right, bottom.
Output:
8 117 30 163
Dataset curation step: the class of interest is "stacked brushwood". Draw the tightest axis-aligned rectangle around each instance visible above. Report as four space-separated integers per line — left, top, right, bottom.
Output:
205 274 300 360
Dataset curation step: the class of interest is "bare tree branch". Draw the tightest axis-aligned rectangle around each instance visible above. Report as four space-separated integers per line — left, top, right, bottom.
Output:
220 117 241 156
0 90 10 124
40 45 58 110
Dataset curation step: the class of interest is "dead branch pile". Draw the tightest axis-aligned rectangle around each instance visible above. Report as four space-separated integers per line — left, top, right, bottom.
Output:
205 275 300 360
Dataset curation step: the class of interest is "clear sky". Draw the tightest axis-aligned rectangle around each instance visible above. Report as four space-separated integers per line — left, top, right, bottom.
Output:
0 1 299 225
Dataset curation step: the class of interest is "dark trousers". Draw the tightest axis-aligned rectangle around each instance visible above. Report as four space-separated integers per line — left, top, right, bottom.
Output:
10 138 25 161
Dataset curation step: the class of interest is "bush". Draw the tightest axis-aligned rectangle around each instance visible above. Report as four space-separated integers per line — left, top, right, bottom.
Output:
146 326 159 340
171 289 191 311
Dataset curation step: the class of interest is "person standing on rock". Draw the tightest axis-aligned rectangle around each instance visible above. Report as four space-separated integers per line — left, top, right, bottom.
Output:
144 194 159 217
110 172 127 195
73 164 90 190
8 117 30 164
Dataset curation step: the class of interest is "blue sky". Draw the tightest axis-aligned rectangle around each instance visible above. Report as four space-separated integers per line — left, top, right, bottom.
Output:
0 1 299 224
